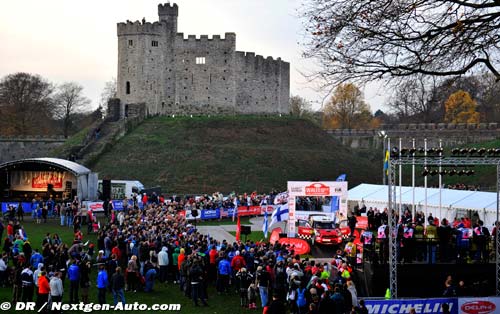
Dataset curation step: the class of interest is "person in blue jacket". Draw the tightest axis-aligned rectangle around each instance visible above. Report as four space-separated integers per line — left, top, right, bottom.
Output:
217 256 231 294
97 264 108 304
68 260 80 303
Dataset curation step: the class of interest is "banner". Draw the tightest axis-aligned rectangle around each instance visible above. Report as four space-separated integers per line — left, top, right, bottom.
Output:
458 297 500 314
277 237 310 255
1 202 32 213
200 209 220 220
32 172 63 189
112 200 124 211
269 227 282 245
365 298 457 314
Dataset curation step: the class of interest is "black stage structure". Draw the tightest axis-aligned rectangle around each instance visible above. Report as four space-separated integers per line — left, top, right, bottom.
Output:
386 138 500 298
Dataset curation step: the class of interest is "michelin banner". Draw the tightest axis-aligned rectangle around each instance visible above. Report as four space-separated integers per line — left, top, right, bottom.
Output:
365 298 457 314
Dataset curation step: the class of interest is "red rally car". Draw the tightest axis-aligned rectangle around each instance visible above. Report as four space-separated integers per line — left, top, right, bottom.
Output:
298 215 343 246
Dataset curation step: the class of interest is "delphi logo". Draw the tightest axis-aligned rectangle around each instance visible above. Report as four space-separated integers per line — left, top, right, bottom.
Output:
461 300 496 314
305 183 330 196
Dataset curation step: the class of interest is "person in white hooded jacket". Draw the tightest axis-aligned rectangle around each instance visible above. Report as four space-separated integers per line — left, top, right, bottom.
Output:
158 247 169 283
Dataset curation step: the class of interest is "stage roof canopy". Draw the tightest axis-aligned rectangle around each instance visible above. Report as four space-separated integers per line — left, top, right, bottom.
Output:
0 158 91 176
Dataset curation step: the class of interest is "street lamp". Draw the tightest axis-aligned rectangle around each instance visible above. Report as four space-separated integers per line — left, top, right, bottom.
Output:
379 130 388 185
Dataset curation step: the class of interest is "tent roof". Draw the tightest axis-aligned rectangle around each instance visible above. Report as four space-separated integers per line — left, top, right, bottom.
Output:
349 183 497 212
0 158 91 176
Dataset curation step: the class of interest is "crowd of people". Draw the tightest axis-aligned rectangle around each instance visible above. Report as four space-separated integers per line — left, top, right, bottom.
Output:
357 206 497 265
0 194 370 314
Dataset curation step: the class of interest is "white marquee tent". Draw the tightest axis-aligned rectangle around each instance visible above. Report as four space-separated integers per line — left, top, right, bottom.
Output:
349 184 498 227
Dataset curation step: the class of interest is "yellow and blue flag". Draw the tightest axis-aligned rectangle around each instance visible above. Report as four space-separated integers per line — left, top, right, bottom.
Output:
383 150 390 175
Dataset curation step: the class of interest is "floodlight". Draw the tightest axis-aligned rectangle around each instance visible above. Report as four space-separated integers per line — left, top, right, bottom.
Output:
421 168 429 176
391 147 399 157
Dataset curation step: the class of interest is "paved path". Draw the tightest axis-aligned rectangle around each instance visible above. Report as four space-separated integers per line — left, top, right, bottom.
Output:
196 217 336 260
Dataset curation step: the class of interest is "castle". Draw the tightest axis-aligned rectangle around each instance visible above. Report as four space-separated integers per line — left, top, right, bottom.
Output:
116 3 290 117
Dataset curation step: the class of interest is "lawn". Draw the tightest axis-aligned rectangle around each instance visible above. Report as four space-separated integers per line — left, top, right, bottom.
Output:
0 217 267 314
228 230 266 243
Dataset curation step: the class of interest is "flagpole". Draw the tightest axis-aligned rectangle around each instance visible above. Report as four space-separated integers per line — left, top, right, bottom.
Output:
412 138 416 221
439 139 442 223
399 137 402 222
424 138 428 223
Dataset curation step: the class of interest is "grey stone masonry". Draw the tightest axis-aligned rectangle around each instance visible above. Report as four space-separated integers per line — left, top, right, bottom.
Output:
116 3 290 117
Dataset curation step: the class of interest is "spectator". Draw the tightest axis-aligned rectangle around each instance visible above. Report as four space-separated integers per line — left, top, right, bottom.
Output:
111 267 126 305
97 264 108 304
37 271 50 313
50 272 63 314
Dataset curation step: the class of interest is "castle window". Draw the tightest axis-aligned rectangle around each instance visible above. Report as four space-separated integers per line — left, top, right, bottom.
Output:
185 96 188 100
224 60 227 64
128 40 133 46
152 40 159 47
196 57 206 65
126 81 131 94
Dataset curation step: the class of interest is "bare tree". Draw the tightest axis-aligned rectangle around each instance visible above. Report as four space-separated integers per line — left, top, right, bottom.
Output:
302 0 500 87
387 76 439 122
290 95 312 117
54 82 91 138
0 72 54 135
99 78 117 108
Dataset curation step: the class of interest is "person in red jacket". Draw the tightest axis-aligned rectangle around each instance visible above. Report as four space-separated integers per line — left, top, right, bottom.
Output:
142 193 148 206
7 221 14 240
37 271 50 312
209 246 218 282
231 251 246 272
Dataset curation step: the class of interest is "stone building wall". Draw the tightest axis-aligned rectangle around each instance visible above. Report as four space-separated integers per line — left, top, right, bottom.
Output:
116 3 290 117
0 137 66 164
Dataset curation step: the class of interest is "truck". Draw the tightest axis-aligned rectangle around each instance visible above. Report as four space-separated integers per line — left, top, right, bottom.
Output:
97 180 145 200
298 214 343 246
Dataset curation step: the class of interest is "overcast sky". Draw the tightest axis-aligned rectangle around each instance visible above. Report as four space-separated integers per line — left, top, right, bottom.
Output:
0 0 387 112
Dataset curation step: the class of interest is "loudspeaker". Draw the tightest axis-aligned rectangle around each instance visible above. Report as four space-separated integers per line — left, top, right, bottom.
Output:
191 209 199 218
279 233 287 238
47 184 54 191
241 225 251 235
102 179 111 200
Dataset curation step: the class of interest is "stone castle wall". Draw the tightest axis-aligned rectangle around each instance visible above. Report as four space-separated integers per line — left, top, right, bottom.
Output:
326 123 500 149
0 137 66 164
116 3 290 117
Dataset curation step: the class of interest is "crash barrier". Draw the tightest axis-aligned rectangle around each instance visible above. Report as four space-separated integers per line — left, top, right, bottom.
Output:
365 296 499 314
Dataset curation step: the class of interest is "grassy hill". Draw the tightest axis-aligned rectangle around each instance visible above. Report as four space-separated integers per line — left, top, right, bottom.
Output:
90 115 379 194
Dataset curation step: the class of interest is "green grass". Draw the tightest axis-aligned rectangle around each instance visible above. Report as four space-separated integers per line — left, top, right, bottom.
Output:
50 126 91 158
91 115 379 194
0 217 266 314
228 230 265 243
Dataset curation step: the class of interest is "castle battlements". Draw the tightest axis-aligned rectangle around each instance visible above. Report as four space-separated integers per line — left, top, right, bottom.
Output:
158 3 178 15
116 3 290 117
175 32 236 42
117 21 163 36
236 51 288 65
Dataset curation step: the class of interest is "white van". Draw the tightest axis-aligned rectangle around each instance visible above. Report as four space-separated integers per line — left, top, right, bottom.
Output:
97 180 145 200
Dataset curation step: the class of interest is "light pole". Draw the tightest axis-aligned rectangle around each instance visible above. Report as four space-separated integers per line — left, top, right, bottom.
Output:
379 130 388 185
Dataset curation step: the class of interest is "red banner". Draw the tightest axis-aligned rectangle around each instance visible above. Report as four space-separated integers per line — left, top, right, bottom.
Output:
270 227 282 245
236 206 262 217
278 238 311 255
32 173 63 189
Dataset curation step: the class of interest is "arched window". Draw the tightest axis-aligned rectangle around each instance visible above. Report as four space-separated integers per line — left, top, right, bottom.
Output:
126 81 131 94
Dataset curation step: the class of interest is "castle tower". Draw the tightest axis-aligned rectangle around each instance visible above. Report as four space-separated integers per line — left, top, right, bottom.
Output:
158 3 178 33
